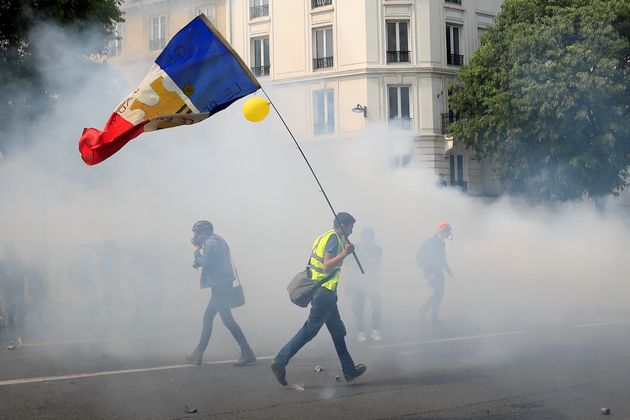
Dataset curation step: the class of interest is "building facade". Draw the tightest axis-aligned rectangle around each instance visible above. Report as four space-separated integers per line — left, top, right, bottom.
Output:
109 0 504 195
108 0 229 85
231 0 503 195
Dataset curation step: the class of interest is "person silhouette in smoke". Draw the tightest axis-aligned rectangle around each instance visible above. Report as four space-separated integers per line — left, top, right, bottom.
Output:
186 220 256 366
416 221 453 326
25 248 50 332
1 245 28 350
345 227 383 342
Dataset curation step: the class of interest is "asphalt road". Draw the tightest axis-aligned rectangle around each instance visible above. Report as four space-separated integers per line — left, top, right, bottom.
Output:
1 319 629 419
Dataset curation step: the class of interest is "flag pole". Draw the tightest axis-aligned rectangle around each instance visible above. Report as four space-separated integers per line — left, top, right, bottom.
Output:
260 87 364 274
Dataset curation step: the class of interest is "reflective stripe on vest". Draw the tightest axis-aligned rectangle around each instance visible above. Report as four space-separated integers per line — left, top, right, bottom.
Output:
308 230 344 291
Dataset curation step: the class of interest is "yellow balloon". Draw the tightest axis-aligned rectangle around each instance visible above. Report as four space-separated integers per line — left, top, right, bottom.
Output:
242 97 270 122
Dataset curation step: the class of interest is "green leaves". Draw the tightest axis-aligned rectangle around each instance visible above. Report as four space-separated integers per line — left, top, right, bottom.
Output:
449 0 630 201
0 0 124 151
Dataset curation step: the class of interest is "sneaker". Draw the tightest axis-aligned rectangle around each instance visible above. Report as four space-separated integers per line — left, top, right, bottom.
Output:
370 329 382 342
270 361 288 386
6 340 16 351
357 331 368 342
233 348 257 366
344 363 367 383
185 351 202 365
15 337 24 348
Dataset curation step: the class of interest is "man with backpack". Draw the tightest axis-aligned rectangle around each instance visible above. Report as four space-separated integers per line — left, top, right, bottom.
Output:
416 221 453 325
270 212 367 386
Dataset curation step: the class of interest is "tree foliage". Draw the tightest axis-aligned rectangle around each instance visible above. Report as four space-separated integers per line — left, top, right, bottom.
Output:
449 0 630 201
0 0 123 151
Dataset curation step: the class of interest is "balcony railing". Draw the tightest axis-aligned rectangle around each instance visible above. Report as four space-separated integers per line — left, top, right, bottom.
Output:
313 56 334 70
149 38 166 50
447 53 464 65
445 0 462 5
389 117 412 130
441 111 459 134
250 4 269 19
312 0 332 8
250 65 270 77
386 50 410 63
314 121 334 135
450 180 468 191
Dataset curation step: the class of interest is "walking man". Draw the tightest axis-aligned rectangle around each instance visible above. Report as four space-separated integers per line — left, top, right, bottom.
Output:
271 212 367 386
416 221 453 325
186 220 256 366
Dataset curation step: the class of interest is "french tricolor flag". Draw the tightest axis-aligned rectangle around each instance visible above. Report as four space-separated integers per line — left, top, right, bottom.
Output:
79 15 260 165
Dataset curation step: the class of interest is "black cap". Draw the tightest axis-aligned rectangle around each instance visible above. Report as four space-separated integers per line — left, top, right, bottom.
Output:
334 212 356 228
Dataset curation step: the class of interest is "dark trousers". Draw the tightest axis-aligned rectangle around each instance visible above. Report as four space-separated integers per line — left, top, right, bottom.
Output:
274 287 355 375
420 271 445 322
195 287 251 355
352 286 381 332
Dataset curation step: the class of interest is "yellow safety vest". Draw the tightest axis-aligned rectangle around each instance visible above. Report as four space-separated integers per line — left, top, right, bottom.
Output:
308 230 344 291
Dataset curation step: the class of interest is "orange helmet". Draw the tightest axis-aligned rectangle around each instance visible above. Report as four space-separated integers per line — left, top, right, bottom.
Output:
437 221 451 232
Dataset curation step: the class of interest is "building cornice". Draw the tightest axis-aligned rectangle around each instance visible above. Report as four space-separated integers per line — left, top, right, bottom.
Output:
122 0 186 13
266 66 459 86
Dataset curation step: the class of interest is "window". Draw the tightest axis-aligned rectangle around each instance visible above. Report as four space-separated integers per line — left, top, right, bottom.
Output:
449 155 468 191
194 4 216 22
446 24 463 65
386 21 409 63
313 27 333 70
150 15 167 51
388 86 411 129
109 23 123 56
312 0 332 8
441 111 459 134
250 37 270 77
250 0 269 19
449 154 466 190
445 0 462 5
477 27 487 47
392 153 412 168
313 89 335 135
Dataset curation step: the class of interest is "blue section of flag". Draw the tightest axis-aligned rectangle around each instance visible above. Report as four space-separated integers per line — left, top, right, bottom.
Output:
155 15 260 114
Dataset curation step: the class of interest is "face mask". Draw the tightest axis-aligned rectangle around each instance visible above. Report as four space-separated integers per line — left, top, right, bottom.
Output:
191 233 206 247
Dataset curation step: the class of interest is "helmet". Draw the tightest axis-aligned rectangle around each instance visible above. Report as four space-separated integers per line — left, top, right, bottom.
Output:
192 220 213 234
437 221 451 232
191 220 213 247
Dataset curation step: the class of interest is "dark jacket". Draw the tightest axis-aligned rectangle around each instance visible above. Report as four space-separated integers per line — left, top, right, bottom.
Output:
416 234 449 275
197 234 235 289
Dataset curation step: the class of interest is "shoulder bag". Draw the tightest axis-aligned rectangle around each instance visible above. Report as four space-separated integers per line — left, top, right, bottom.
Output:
228 254 246 309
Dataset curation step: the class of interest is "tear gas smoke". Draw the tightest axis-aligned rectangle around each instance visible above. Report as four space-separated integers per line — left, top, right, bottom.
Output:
1 22 629 363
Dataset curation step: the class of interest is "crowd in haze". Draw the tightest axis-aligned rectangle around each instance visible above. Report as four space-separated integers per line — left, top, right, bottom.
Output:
0 241 173 349
0 220 455 351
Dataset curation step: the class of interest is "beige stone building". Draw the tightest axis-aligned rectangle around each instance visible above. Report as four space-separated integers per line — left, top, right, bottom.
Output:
107 0 230 85
109 0 504 195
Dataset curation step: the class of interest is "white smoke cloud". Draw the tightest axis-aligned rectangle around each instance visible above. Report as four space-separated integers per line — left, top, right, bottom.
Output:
1 20 629 363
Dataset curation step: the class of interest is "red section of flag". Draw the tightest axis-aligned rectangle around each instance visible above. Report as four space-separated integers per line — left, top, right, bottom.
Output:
79 113 148 165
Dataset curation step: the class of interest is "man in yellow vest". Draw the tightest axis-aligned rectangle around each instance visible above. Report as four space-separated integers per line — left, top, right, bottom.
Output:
271 212 367 386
